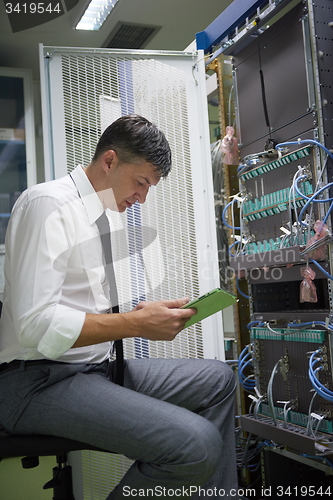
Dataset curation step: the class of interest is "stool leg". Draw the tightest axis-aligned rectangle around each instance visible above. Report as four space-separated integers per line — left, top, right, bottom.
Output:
43 454 75 500
52 464 75 500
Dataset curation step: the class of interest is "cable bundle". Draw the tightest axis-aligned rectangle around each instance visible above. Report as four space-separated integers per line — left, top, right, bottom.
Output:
238 345 256 392
308 350 333 402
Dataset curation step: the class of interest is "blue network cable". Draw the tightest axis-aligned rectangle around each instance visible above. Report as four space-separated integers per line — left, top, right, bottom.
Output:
309 258 333 281
308 350 333 402
298 182 333 227
294 176 333 204
276 139 333 162
238 345 255 392
222 198 241 230
236 277 250 299
287 320 333 331
323 202 333 224
278 139 333 227
228 240 243 257
293 174 333 242
247 321 265 328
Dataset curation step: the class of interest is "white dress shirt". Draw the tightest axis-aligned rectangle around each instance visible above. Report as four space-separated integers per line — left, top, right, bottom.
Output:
0 165 113 363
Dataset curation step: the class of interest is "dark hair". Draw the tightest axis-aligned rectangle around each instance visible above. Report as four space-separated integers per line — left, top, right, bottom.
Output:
93 114 172 178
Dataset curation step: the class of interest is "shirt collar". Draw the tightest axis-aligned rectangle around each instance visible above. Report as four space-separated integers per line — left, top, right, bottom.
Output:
70 165 104 225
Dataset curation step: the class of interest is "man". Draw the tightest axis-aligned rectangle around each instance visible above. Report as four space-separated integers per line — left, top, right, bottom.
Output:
0 115 238 499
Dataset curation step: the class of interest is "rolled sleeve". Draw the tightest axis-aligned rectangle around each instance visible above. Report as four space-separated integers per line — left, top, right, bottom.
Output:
37 305 86 359
0 172 109 364
8 192 86 357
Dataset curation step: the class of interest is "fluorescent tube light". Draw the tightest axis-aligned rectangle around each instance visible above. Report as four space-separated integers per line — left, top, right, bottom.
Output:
75 0 119 30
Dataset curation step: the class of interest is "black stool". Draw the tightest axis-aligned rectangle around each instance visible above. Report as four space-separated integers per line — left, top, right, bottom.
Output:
0 429 110 499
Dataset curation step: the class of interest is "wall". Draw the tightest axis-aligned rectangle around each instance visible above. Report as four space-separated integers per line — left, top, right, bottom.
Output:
0 456 53 500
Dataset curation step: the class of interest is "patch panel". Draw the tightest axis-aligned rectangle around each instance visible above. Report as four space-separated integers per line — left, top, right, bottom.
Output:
245 231 314 254
259 403 333 434
243 183 313 222
250 327 326 343
239 146 312 181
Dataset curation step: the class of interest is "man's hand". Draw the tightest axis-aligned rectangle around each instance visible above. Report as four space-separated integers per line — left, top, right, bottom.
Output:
131 297 197 341
74 298 197 348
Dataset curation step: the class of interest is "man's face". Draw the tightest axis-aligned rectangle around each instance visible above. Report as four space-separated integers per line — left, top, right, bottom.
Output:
105 160 161 212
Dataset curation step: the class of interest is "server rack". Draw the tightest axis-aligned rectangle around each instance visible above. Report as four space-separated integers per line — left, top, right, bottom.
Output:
200 0 333 492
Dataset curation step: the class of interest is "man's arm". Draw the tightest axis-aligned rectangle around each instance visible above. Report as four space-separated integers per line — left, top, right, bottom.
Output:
6 195 87 359
6 191 195 357
73 297 196 348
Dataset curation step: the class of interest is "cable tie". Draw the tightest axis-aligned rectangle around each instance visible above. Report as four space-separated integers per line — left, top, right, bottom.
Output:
280 226 291 235
230 193 242 202
311 412 325 421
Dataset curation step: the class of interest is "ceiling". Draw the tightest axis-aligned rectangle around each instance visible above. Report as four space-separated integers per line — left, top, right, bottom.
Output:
0 0 233 81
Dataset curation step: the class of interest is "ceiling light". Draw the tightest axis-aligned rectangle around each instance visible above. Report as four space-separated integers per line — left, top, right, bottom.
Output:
75 0 119 31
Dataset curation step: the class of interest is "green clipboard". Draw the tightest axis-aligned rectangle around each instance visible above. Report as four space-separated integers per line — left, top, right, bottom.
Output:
181 288 237 329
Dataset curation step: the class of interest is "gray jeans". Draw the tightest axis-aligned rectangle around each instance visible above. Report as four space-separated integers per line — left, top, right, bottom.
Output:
0 358 238 499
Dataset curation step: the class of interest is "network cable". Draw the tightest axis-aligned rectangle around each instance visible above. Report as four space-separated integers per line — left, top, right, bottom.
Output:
276 139 333 162
248 388 267 419
298 182 333 227
276 399 294 429
236 277 250 299
236 428 264 488
308 349 333 402
279 140 333 232
222 197 241 230
306 392 318 437
228 240 246 258
293 175 333 205
294 158 333 239
309 258 333 281
247 320 265 328
238 345 255 392
299 178 331 234
211 139 230 287
267 359 281 426
287 320 333 333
